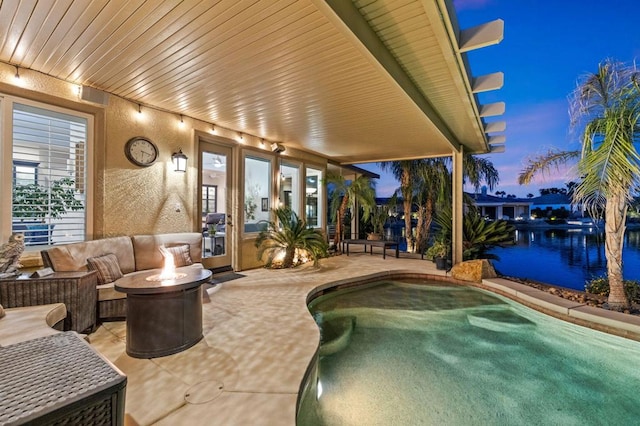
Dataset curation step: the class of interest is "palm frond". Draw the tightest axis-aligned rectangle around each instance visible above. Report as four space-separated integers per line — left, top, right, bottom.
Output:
255 207 328 268
518 149 580 185
575 102 640 211
464 154 500 191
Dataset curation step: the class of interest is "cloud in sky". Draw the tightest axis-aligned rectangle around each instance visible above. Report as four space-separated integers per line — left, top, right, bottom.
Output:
365 98 579 198
481 98 580 196
363 1 640 199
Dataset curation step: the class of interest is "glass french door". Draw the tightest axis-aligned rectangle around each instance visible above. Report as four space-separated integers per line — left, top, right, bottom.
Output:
200 141 232 270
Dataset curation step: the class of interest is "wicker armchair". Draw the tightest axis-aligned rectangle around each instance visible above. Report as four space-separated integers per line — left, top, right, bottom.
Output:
0 271 97 333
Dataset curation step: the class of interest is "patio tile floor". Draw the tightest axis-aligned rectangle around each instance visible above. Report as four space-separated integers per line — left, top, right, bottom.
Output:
86 253 640 425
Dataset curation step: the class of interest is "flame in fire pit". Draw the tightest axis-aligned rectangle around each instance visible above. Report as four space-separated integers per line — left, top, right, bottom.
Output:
145 245 187 282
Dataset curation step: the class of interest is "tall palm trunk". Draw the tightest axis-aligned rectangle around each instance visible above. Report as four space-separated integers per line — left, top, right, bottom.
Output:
415 203 434 255
415 197 434 255
282 246 296 268
401 169 415 252
414 205 426 254
604 192 629 310
334 195 349 249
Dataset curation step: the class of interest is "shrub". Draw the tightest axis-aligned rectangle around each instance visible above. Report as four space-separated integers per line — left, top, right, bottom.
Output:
585 277 640 303
255 207 328 268
424 240 449 261
435 205 514 260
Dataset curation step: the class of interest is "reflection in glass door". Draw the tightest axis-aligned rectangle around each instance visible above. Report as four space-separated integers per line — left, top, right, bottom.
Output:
200 142 232 270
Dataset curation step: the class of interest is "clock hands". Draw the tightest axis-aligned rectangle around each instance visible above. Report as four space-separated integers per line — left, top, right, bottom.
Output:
126 137 157 166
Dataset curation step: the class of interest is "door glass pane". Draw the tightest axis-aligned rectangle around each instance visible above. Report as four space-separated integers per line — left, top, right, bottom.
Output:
202 152 227 257
305 167 323 228
280 163 300 215
244 156 271 233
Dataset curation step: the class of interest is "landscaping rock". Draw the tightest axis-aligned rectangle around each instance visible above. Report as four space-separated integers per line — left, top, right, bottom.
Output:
451 259 497 283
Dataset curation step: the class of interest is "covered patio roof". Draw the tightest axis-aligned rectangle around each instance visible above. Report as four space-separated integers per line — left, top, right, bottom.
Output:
0 0 504 164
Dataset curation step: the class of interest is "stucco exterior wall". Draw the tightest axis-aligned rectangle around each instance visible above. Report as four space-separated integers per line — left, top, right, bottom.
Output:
1 63 328 271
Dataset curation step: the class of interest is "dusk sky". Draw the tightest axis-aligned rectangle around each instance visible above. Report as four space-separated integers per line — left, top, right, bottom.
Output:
357 0 640 198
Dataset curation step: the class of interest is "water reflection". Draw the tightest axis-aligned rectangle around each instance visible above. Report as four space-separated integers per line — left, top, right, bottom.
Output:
491 227 640 290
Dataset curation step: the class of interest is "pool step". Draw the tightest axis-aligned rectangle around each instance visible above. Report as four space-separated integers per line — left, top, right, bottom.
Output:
319 316 356 356
467 309 536 332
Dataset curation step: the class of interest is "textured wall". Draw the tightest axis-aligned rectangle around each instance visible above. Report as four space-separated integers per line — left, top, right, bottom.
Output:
1 62 329 270
102 96 195 236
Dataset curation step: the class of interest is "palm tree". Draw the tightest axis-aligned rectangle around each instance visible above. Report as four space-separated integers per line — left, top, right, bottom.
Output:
381 155 499 254
379 160 427 253
463 155 500 195
413 158 452 254
255 207 328 268
519 59 640 311
326 172 376 249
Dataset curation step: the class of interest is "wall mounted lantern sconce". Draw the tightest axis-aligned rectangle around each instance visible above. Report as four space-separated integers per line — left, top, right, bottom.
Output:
172 149 188 172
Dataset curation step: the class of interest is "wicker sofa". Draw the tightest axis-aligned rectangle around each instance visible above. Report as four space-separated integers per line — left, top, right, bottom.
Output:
41 233 204 320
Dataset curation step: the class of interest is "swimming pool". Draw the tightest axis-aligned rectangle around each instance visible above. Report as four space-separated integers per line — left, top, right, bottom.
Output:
297 279 640 425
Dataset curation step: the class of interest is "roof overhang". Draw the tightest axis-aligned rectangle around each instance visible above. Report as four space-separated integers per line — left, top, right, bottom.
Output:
0 0 505 164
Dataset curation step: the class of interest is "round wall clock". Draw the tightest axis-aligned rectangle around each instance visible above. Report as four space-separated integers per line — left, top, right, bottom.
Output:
124 136 159 167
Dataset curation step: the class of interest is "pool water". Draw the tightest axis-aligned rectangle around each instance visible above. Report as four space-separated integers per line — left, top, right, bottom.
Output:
297 280 640 425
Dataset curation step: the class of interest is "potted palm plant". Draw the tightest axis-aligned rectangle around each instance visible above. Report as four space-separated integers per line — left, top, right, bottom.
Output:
12 177 83 245
255 207 329 268
425 239 449 270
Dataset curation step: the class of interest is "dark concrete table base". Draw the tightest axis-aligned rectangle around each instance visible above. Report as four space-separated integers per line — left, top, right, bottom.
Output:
115 267 212 359
125 285 203 358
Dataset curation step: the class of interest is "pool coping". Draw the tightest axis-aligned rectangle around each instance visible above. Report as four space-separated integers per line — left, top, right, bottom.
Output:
481 277 640 340
307 270 640 341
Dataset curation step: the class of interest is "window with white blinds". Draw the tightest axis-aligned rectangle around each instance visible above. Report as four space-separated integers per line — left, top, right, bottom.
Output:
11 103 88 246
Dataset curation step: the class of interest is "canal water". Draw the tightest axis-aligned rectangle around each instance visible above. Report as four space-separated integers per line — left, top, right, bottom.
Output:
387 225 640 291
490 227 640 291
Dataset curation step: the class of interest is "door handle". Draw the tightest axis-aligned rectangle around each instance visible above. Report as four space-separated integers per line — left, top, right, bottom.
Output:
226 214 233 226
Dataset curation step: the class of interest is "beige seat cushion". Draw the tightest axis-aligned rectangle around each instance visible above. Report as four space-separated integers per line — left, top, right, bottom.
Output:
42 236 136 274
97 282 127 302
0 303 66 346
132 233 202 271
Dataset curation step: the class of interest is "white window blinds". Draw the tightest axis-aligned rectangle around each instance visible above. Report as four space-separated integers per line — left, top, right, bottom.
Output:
11 103 87 246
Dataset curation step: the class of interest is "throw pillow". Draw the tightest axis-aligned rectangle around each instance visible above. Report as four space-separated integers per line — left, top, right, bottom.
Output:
166 244 193 267
87 253 124 285
0 304 5 319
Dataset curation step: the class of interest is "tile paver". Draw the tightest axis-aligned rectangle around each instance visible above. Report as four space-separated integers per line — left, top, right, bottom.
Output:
87 253 640 425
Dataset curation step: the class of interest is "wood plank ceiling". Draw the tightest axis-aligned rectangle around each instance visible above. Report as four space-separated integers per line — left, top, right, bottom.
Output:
0 0 498 164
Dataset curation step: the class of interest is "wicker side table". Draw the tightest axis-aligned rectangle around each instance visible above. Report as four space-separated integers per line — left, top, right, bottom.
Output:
0 332 126 426
0 271 97 333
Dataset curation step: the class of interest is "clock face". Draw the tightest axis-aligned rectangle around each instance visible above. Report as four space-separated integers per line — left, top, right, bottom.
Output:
125 137 158 167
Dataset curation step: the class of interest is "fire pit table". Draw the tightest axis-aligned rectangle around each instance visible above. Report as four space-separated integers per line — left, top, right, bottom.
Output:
114 267 212 358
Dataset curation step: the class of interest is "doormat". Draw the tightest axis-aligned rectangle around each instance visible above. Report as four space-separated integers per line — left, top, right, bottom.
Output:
210 272 246 284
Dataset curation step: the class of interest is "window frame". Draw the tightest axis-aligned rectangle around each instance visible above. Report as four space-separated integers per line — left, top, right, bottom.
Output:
241 149 275 237
12 160 39 186
303 164 324 229
279 159 303 217
202 184 218 215
0 95 94 247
